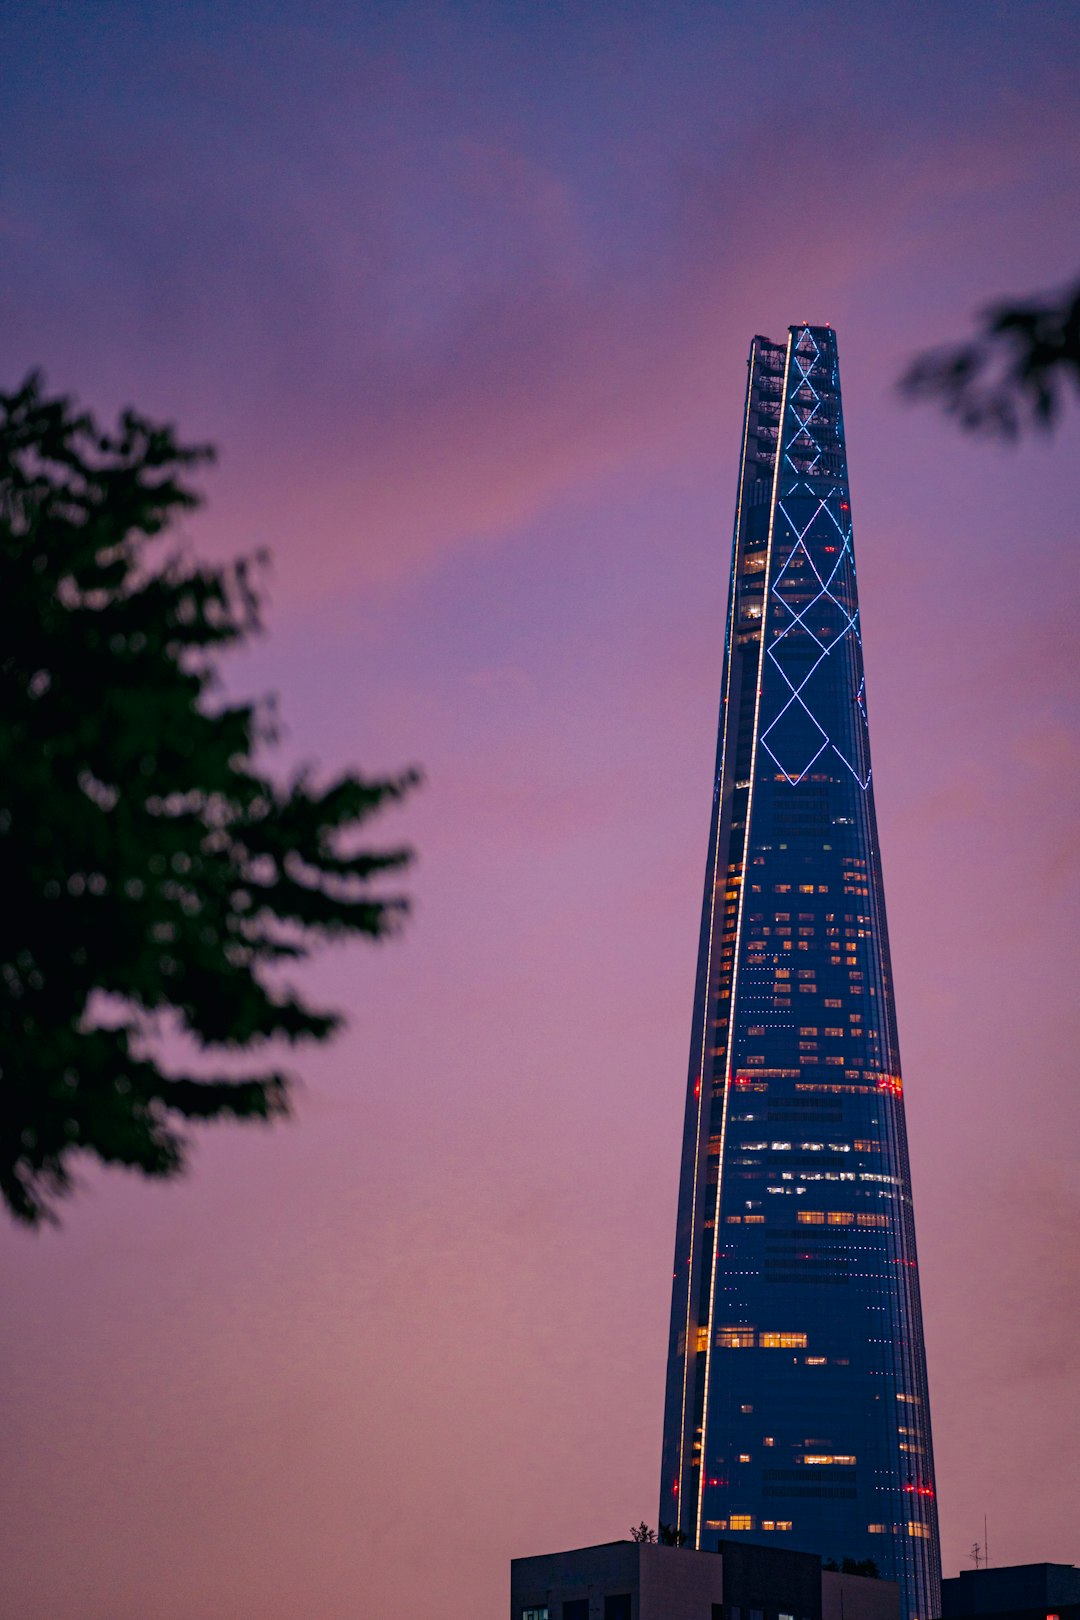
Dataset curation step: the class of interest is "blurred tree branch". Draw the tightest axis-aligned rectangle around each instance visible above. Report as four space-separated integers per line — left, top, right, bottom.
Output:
0 375 420 1224
900 275 1080 437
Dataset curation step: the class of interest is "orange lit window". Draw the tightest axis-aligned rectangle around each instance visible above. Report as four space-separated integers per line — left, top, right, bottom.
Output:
739 1453 751 1463
718 1327 755 1348
803 1454 855 1465
907 1523 929 1538
798 1211 825 1224
729 1515 754 1531
760 1332 807 1348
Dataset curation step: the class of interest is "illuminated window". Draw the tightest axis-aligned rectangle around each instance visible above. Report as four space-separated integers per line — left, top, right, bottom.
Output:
744 1214 765 1223
798 1211 825 1224
741 1404 753 1413
729 1515 754 1531
696 1327 710 1352
803 1454 855 1465
739 1453 751 1463
857 1213 888 1227
805 1356 827 1365
825 1056 844 1066
868 1524 886 1534
762 1520 776 1530
824 1027 844 1038
907 1523 929 1538
706 1519 728 1530
824 998 842 1008
718 1327 756 1348
776 1521 793 1530
523 1609 549 1620
763 1436 775 1446
760 1332 807 1348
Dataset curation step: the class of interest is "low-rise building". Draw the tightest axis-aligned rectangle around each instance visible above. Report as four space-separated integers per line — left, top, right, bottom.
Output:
511 1538 899 1620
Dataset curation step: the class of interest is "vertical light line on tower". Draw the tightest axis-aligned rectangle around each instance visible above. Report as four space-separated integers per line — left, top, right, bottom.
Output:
694 327 795 1546
677 339 761 1522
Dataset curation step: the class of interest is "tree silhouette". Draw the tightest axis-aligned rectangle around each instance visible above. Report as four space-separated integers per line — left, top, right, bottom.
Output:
658 1522 688 1547
900 274 1080 437
0 375 419 1224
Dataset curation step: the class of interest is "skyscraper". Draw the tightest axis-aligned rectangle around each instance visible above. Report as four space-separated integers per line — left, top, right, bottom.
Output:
660 327 940 1620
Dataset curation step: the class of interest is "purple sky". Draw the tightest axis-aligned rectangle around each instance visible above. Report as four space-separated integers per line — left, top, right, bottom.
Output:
2 4 1079 1617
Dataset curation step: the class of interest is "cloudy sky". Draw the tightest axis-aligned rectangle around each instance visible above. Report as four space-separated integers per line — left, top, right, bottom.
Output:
2 3 1078 1617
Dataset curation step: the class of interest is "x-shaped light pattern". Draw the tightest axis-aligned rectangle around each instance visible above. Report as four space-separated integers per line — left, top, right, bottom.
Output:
758 331 872 791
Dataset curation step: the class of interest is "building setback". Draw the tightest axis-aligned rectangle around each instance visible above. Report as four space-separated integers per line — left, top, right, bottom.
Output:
659 327 940 1620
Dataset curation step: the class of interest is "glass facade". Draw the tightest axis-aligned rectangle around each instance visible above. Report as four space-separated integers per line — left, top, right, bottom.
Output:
660 328 940 1620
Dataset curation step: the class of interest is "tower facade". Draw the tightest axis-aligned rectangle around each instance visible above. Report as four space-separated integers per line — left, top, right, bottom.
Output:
660 327 940 1620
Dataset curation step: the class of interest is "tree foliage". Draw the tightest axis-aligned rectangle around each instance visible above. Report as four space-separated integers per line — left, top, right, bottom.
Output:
900 275 1080 437
0 375 419 1224
822 1558 880 1579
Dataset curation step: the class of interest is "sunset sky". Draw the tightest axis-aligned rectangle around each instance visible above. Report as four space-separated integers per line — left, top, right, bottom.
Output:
2 3 1079 1618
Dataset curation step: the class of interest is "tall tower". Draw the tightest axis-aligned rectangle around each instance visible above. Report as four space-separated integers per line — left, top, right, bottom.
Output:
660 327 940 1620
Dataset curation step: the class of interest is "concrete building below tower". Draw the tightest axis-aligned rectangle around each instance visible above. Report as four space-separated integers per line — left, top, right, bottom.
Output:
511 1539 899 1620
